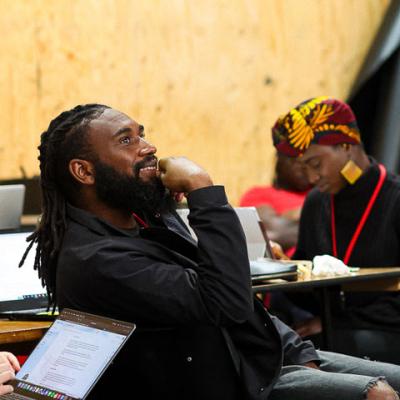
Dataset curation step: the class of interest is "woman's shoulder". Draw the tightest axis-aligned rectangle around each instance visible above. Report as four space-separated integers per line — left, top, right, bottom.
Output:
385 169 400 187
381 170 400 202
303 187 327 205
299 188 328 222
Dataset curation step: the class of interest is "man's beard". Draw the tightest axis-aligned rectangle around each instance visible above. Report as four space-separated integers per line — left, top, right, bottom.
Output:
93 158 168 215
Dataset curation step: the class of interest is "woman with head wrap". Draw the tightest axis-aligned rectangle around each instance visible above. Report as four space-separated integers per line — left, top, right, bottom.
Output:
272 97 400 363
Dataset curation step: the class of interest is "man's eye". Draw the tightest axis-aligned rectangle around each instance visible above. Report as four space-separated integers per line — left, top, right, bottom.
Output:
120 136 131 144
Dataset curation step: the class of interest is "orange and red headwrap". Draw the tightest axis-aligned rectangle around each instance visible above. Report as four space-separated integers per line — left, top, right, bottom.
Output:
272 97 361 157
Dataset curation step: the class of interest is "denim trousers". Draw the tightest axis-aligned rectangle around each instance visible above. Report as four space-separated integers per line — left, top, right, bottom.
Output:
268 350 400 400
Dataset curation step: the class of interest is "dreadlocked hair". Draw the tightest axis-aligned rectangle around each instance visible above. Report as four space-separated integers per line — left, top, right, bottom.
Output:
19 104 111 308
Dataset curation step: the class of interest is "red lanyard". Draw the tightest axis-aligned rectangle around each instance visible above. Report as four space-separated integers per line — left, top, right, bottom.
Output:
132 213 149 228
330 164 386 265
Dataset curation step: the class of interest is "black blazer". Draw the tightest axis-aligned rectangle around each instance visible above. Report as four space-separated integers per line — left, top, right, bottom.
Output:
57 186 317 400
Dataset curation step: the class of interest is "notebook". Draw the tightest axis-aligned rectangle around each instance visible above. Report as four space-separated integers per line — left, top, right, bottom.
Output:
4 308 136 400
0 231 49 317
176 207 297 281
0 184 25 231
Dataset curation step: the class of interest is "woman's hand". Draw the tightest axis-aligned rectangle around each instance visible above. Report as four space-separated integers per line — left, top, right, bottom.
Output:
269 240 290 260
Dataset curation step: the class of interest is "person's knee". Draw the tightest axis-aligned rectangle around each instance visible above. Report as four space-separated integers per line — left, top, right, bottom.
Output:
366 380 399 400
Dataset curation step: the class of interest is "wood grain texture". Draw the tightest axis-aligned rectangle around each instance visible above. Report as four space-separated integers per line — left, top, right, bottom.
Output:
0 0 390 204
0 320 51 344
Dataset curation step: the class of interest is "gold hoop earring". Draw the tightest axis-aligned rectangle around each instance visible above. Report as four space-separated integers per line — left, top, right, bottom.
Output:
340 160 362 184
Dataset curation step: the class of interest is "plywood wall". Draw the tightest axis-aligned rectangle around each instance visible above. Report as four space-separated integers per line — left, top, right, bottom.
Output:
0 0 390 204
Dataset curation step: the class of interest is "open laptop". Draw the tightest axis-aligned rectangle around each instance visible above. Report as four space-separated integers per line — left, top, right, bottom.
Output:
0 231 50 318
176 207 297 281
4 308 136 400
0 184 25 231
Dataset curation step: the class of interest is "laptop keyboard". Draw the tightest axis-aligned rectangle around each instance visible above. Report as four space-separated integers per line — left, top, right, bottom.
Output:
3 393 31 400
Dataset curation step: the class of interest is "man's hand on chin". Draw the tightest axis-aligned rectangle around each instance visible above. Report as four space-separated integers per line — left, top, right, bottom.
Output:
158 157 213 194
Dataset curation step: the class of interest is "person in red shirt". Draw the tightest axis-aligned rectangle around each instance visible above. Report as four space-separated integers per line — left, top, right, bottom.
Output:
240 153 311 257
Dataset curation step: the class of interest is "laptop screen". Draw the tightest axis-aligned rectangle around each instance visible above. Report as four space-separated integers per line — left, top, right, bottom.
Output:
0 184 25 230
0 231 48 313
233 207 271 260
10 309 136 400
176 206 272 260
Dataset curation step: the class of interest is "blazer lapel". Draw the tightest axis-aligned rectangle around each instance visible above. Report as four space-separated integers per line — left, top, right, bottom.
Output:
140 226 198 264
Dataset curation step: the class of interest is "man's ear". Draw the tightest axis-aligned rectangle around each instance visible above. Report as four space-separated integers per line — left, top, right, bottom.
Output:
69 159 95 185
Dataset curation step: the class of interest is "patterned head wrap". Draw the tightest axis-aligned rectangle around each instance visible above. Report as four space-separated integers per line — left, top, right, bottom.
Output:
272 97 361 157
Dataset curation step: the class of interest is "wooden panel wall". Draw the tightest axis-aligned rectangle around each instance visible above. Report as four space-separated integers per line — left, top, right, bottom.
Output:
0 0 390 204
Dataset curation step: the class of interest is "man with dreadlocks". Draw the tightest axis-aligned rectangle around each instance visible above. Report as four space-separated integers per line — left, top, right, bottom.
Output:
23 104 400 400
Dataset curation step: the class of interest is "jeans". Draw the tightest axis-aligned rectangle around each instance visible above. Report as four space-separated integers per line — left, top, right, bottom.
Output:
269 350 400 400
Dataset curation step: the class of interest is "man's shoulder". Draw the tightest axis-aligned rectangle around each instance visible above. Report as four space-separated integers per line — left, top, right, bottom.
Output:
64 219 144 248
62 218 196 269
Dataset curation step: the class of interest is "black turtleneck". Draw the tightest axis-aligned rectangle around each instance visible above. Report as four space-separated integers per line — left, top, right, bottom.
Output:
295 158 400 266
294 158 400 329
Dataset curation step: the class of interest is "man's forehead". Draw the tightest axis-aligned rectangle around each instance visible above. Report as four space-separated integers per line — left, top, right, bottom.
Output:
89 108 139 133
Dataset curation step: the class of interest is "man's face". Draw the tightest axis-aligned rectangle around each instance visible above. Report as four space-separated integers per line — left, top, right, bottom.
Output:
86 109 167 213
88 108 158 181
276 154 311 192
300 144 348 194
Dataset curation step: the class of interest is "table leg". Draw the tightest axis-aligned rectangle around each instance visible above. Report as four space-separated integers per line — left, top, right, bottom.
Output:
318 287 333 350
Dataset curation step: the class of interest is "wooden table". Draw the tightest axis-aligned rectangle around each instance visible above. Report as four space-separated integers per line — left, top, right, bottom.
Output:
252 267 400 292
0 320 51 346
20 214 40 228
252 267 400 349
1 268 399 352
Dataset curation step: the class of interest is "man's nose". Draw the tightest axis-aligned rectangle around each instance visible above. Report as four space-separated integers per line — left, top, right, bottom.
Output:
138 137 157 156
307 169 320 184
